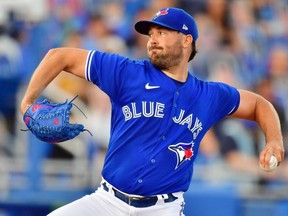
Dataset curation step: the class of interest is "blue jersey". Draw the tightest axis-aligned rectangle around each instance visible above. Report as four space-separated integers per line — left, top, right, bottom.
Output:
85 51 240 196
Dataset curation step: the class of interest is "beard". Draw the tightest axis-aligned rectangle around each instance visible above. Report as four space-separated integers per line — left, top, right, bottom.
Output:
148 44 183 70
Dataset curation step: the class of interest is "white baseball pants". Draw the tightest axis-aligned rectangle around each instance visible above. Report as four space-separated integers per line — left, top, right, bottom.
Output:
47 187 185 216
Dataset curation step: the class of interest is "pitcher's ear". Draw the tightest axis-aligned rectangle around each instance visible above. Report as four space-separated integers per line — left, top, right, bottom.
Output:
184 34 193 48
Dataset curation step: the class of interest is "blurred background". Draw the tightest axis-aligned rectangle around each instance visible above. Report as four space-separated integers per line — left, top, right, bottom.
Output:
0 0 288 215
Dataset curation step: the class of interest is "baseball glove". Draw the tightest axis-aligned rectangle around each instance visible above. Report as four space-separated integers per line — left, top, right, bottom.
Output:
22 96 91 143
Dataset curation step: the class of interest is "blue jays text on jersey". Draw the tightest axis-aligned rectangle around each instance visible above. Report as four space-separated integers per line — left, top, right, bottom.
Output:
85 50 240 196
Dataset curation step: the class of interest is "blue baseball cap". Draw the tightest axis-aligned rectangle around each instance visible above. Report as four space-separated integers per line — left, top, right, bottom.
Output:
135 7 198 41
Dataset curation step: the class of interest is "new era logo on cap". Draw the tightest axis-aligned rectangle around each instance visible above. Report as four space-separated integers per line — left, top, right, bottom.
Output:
135 7 198 41
182 24 188 31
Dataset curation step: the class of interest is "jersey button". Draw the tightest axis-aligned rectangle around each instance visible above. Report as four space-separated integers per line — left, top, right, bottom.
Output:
138 179 143 183
174 103 177 108
162 136 166 141
151 159 156 163
176 91 179 96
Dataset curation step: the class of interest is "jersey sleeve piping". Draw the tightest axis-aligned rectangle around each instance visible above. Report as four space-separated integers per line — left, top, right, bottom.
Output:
227 90 240 115
85 50 95 81
227 106 237 115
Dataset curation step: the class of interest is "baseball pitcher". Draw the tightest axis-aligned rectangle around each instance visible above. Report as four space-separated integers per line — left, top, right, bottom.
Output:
21 7 284 216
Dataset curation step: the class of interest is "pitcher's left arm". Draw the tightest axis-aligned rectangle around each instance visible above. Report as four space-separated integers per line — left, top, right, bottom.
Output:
230 89 285 170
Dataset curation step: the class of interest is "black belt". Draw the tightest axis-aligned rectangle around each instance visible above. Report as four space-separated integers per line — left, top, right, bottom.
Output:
101 182 178 208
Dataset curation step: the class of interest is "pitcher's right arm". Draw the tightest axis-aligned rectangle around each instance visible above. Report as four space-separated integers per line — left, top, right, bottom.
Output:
21 48 90 115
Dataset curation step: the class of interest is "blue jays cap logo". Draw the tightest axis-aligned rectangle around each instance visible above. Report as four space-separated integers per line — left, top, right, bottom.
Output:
168 141 194 169
153 8 169 20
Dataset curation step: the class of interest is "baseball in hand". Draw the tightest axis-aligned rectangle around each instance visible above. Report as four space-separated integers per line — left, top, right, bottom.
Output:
260 155 278 172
